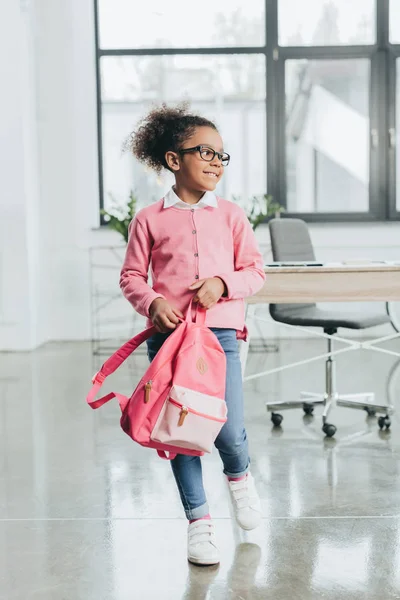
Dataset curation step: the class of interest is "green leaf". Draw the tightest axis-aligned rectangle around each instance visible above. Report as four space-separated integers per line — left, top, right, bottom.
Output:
238 193 285 230
101 190 138 243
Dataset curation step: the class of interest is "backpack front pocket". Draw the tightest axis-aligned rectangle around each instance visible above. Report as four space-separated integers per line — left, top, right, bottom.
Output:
150 385 227 453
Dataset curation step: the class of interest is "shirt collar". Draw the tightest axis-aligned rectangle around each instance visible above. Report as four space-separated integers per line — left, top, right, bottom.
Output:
163 187 218 210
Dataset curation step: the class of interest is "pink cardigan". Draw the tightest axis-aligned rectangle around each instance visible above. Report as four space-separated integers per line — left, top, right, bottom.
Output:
119 197 266 337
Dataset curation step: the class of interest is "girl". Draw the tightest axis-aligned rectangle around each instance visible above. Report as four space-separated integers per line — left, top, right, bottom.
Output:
120 103 266 566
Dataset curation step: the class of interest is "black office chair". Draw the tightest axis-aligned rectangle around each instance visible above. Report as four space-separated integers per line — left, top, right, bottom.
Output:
267 218 393 437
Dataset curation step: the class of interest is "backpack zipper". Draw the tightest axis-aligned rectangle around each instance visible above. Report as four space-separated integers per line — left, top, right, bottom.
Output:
178 406 188 426
169 398 226 426
144 380 152 403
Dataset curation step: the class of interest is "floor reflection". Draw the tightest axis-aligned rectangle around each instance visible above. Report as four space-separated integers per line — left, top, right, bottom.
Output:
1 338 400 598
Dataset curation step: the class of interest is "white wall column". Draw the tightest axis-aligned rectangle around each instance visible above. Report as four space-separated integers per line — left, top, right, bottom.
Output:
0 0 44 350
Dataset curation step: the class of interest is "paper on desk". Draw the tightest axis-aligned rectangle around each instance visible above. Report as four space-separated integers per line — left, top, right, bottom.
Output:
340 259 399 265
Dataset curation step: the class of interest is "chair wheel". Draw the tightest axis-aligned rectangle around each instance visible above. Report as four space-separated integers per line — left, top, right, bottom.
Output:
322 423 337 438
378 416 391 430
364 407 376 417
303 403 314 416
271 413 283 427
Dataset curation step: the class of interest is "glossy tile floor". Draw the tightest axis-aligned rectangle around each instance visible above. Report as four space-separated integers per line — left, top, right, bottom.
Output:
2 335 400 599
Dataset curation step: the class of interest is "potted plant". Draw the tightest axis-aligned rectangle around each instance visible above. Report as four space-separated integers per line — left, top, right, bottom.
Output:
100 191 137 243
241 194 285 231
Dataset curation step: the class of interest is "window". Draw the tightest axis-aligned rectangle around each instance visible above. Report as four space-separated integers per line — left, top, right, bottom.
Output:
98 0 266 49
100 55 266 207
396 59 400 210
95 1 400 222
279 0 376 46
96 0 267 213
390 0 400 43
286 59 370 213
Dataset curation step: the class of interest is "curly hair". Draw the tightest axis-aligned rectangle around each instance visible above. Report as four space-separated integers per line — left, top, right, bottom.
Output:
125 102 218 174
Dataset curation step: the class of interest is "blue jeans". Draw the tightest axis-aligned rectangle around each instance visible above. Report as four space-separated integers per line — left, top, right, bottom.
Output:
147 328 250 520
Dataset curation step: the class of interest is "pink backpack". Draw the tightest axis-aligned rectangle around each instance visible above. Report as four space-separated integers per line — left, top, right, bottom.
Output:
87 302 227 460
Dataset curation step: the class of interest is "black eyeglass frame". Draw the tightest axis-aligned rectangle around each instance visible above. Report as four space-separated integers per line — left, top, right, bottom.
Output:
178 145 230 166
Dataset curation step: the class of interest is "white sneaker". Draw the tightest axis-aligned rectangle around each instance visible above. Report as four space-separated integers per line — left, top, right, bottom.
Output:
228 472 262 531
187 519 220 566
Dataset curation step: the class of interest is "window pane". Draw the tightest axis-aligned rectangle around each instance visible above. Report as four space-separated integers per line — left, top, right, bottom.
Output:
396 60 400 210
286 59 370 213
100 55 266 210
390 0 400 43
279 0 376 46
98 0 265 49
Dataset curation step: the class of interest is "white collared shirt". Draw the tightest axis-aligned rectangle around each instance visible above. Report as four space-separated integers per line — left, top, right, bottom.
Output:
163 187 218 210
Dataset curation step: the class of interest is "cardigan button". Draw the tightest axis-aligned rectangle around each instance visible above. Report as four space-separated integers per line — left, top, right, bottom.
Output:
192 230 196 234
195 275 199 279
194 253 198 257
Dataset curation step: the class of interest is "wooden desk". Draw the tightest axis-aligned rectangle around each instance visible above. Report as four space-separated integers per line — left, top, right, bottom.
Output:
242 262 398 429
247 264 400 304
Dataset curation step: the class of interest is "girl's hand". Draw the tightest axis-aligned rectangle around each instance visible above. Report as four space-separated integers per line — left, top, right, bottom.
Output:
189 277 227 310
149 298 184 333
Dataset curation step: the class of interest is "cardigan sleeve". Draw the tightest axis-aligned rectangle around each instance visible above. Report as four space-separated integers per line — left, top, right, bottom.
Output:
119 217 165 317
217 208 266 300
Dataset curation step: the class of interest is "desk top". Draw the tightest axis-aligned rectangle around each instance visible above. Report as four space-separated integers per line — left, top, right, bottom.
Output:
248 262 400 303
264 262 400 274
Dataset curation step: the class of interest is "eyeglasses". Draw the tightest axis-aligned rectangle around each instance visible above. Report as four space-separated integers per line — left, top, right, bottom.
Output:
179 145 230 167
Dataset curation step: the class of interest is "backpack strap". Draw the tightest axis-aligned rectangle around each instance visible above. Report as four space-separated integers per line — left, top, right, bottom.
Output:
87 326 157 411
157 450 177 460
185 297 206 326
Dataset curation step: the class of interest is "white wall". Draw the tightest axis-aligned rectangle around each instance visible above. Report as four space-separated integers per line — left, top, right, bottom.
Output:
0 0 103 351
0 0 44 350
1 0 400 351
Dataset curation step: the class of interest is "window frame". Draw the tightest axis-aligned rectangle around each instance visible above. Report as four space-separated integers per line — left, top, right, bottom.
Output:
94 0 399 223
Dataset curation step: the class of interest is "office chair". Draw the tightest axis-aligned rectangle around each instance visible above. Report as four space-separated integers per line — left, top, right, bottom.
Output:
267 218 393 438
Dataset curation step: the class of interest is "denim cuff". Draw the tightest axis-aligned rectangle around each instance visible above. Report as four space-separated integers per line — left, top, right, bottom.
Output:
185 501 209 521
223 462 250 479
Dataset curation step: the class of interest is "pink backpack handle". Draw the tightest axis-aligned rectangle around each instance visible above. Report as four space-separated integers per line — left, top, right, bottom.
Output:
87 296 205 411
185 298 206 326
